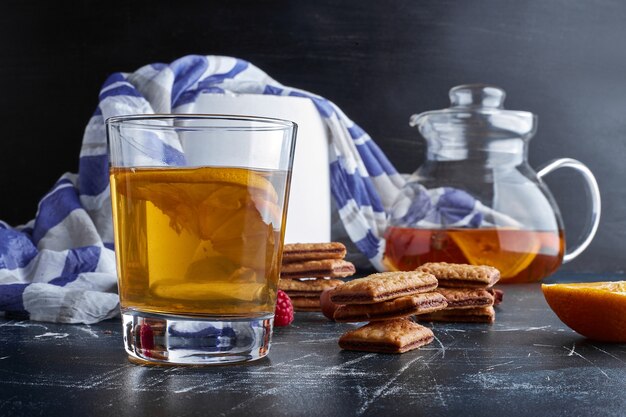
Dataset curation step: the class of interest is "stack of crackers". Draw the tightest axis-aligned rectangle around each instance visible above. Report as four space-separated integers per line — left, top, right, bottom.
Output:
327 271 448 353
279 250 503 354
279 243 355 312
416 262 501 324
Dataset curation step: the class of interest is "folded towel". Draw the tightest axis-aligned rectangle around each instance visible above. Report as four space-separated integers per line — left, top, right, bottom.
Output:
0 55 493 323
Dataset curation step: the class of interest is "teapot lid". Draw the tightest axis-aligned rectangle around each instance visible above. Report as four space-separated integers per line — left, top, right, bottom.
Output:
410 84 536 141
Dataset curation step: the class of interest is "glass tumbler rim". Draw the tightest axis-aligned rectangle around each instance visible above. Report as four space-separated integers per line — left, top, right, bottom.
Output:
105 113 298 132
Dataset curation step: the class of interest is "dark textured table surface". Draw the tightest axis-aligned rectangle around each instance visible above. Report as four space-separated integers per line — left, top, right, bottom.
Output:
1 278 626 417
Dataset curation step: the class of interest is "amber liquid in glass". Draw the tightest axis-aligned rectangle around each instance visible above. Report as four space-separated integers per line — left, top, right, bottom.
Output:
110 166 288 317
383 227 564 283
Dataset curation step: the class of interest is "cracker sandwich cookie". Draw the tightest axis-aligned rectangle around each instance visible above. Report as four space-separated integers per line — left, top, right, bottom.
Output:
329 271 437 304
279 241 353 312
279 278 344 297
280 259 355 279
436 287 494 310
282 242 347 263
416 262 500 288
333 293 447 322
290 296 322 312
419 306 495 324
339 319 434 353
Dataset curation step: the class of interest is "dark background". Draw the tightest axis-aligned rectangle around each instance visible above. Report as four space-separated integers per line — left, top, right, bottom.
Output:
1 0 624 274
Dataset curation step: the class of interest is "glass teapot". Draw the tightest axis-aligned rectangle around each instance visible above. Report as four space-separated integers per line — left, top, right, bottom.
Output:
383 85 600 283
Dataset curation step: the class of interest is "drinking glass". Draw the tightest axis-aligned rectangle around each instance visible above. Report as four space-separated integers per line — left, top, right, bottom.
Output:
107 115 297 365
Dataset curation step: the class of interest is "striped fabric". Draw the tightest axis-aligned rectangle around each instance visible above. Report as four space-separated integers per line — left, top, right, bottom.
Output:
0 55 489 323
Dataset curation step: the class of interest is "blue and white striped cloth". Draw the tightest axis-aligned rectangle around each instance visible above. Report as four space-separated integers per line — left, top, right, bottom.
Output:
0 55 490 323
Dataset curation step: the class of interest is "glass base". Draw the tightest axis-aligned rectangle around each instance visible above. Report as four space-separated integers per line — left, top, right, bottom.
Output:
121 310 273 366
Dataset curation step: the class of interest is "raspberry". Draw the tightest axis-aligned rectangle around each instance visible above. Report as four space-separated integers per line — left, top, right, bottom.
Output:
274 290 294 326
138 323 154 357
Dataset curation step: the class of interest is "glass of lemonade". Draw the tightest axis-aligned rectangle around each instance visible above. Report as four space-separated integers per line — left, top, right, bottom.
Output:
106 115 297 365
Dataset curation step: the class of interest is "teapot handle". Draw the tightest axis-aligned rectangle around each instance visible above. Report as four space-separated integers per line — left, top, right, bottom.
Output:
537 158 601 263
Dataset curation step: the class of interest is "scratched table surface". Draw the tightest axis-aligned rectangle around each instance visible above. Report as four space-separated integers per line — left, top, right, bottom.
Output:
1 281 625 417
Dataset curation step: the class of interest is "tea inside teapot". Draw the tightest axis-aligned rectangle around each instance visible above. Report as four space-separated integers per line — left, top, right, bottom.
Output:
384 226 563 283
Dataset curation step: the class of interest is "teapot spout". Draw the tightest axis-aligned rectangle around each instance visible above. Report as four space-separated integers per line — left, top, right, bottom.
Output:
409 113 420 127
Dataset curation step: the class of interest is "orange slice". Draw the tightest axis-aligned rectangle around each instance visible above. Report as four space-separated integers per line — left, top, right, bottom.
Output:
542 281 626 342
112 166 278 203
111 166 281 270
449 228 540 280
